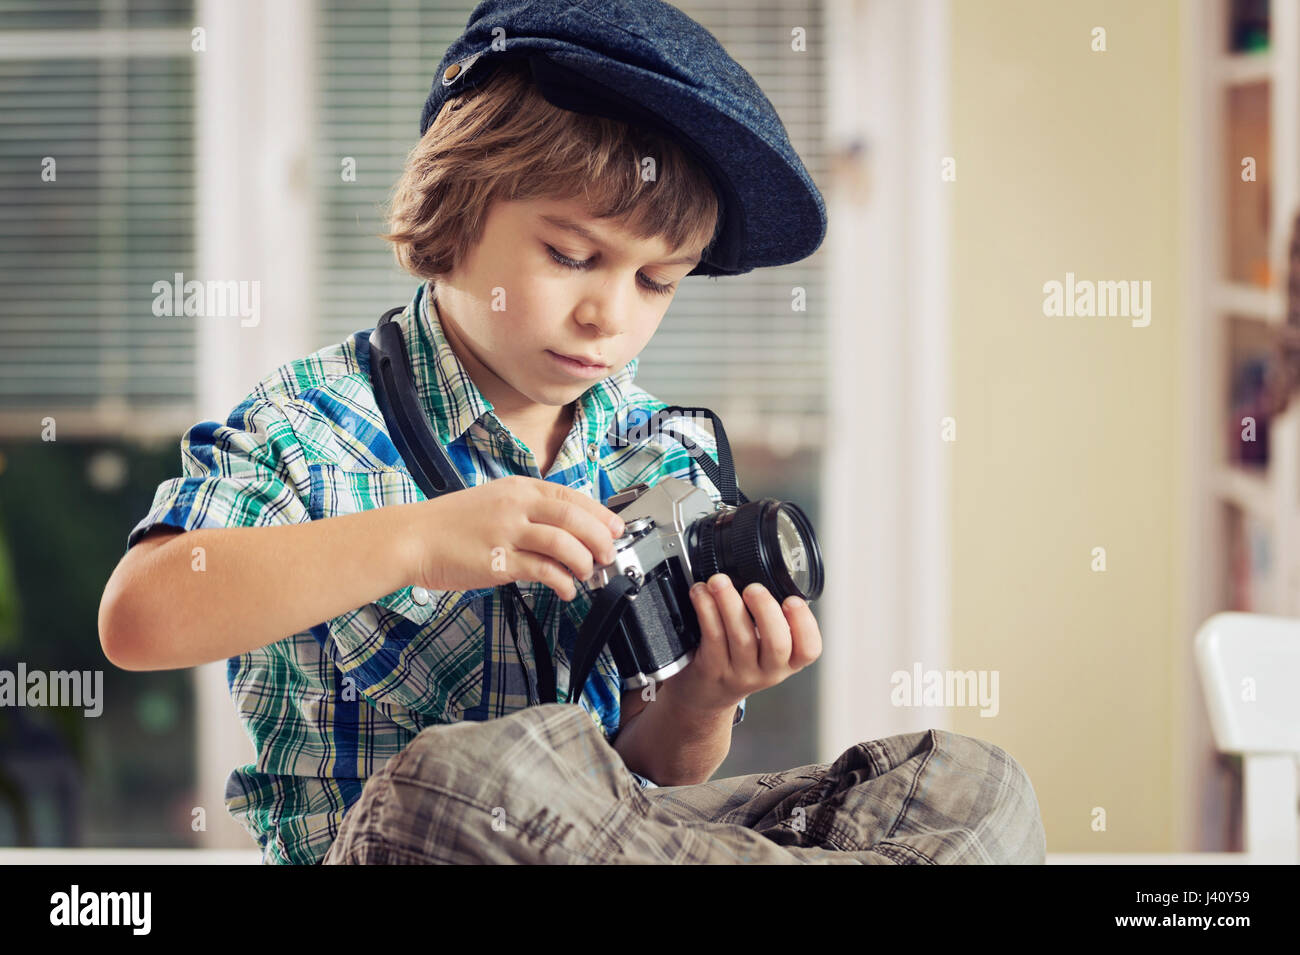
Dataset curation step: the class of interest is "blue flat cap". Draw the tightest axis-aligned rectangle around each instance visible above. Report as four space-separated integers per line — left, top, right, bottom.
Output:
418 0 827 278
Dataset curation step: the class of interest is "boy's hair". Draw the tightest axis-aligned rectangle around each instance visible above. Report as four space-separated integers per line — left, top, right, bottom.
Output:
380 58 721 281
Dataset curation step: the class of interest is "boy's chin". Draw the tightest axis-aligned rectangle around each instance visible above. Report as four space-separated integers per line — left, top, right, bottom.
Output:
519 380 589 407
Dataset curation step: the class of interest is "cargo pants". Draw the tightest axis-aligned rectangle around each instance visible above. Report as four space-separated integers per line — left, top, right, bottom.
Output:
320 701 1047 864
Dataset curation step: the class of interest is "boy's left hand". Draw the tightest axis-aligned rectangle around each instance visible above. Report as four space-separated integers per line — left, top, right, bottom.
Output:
671 573 822 713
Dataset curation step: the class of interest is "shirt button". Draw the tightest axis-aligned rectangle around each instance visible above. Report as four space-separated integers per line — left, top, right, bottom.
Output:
443 63 461 81
586 442 600 461
411 586 430 606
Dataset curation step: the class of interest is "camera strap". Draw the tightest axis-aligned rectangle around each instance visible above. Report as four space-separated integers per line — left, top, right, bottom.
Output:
501 586 558 704
368 306 557 703
566 572 639 704
566 408 750 706
619 406 749 506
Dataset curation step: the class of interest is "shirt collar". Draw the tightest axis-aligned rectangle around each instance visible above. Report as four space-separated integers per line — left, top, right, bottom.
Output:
399 280 640 450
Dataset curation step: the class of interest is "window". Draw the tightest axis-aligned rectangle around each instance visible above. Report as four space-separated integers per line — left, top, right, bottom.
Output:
0 1 199 849
0 1 198 431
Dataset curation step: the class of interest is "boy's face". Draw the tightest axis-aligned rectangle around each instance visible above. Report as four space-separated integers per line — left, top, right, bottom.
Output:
432 196 707 423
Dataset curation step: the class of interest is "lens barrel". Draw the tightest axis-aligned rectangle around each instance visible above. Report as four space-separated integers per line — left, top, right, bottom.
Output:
686 499 823 602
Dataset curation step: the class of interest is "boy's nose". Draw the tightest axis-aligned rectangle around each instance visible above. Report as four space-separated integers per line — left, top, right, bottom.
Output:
574 297 630 337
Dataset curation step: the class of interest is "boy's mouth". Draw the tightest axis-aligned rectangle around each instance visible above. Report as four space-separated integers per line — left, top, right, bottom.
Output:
546 350 609 377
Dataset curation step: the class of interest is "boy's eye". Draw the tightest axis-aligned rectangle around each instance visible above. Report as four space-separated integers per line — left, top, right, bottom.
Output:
545 244 676 297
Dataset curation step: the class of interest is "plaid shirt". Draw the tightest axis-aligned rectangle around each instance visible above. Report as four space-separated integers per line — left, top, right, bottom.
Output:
127 279 746 864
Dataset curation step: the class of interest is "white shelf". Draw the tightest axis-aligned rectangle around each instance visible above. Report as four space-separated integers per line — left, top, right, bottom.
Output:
1214 464 1274 518
1183 0 1300 852
1216 51 1274 86
1213 281 1286 323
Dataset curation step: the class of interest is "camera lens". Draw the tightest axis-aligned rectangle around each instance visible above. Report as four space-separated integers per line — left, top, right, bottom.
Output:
685 499 823 602
775 507 810 594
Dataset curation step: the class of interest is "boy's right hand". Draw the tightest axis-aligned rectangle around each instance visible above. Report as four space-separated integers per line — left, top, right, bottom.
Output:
408 475 627 602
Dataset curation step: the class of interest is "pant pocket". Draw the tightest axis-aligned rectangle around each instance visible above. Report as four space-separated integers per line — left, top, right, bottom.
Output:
757 765 824 789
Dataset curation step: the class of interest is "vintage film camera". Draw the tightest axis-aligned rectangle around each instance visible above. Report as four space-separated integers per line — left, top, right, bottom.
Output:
582 476 823 691
368 306 822 704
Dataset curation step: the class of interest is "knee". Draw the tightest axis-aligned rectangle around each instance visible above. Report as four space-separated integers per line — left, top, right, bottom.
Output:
325 706 626 864
931 730 1047 865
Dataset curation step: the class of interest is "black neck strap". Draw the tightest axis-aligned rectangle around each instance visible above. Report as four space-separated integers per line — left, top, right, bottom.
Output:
368 307 556 704
646 405 749 506
566 573 638 704
502 586 557 704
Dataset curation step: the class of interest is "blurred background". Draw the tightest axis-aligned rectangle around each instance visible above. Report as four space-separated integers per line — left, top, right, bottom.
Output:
0 0 1292 860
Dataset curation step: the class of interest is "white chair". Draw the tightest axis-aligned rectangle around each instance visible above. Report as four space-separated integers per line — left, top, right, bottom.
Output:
1194 611 1300 864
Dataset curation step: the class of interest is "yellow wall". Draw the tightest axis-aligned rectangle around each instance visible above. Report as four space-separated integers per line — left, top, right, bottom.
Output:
949 0 1186 851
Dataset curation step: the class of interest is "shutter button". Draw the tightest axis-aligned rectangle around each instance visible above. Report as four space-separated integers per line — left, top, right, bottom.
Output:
411 586 430 606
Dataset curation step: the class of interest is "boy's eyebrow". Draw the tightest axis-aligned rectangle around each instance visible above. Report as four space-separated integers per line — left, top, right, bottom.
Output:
538 212 701 266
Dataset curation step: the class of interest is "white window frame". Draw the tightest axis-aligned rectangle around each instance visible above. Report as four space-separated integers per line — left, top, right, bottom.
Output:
819 0 952 758
193 0 317 849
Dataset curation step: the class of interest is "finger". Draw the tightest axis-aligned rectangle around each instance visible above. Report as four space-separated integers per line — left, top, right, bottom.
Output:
512 549 579 601
688 581 730 671
706 574 758 673
526 497 620 568
516 522 601 582
742 583 792 672
783 597 823 669
538 480 627 536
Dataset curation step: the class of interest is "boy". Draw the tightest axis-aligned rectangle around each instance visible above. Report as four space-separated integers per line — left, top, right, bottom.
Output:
99 0 1046 864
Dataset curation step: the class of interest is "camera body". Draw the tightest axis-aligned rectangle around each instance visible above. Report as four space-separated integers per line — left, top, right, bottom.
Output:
583 477 719 689
583 476 822 690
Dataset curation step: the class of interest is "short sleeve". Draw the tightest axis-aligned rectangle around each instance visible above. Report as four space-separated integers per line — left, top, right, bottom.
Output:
126 395 311 552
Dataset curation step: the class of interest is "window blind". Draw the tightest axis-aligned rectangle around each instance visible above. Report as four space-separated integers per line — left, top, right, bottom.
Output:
313 0 828 445
0 1 196 431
